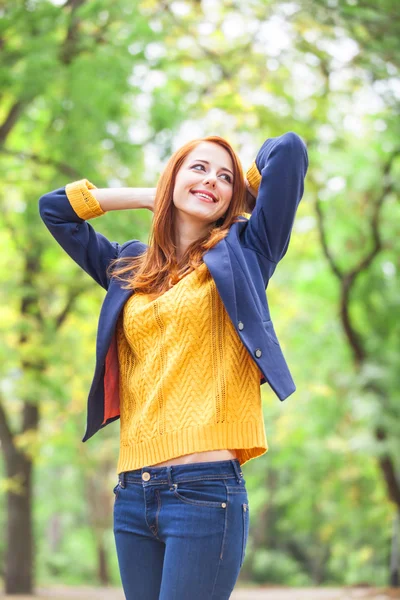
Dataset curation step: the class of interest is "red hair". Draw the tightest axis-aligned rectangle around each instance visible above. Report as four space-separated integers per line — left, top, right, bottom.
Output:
107 136 249 300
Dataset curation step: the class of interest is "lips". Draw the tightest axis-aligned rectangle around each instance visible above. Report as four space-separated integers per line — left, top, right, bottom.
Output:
191 189 218 202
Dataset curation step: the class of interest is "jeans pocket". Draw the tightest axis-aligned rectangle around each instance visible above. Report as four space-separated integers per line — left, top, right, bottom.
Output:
240 503 250 567
172 479 226 508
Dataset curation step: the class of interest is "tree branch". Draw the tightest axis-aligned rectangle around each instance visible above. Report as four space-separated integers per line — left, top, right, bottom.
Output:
315 150 398 365
341 150 398 365
346 149 398 286
315 196 343 280
375 424 400 507
159 0 255 83
60 0 87 65
0 101 27 146
0 148 80 179
55 285 88 330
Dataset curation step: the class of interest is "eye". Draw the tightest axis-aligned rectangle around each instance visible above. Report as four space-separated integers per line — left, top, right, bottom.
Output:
192 164 205 172
192 164 232 183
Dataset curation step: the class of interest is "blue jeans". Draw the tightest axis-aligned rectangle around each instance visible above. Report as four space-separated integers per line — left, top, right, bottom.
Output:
113 458 250 599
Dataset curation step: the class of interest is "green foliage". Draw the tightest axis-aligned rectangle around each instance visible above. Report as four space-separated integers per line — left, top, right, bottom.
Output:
0 0 399 590
252 549 312 585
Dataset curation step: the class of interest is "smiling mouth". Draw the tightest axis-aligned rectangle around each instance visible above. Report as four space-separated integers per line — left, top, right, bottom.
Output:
190 191 217 203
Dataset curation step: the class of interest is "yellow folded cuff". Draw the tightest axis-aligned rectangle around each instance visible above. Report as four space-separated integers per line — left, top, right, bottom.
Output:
246 160 261 194
65 179 106 220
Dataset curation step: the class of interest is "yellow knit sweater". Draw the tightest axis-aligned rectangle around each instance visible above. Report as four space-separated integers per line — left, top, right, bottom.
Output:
64 178 268 472
116 261 268 473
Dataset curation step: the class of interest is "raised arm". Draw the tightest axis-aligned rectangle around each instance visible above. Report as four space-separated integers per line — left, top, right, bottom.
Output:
243 131 308 264
39 180 154 290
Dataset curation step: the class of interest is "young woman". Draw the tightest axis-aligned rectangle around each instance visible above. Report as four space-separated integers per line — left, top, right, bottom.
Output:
39 132 308 599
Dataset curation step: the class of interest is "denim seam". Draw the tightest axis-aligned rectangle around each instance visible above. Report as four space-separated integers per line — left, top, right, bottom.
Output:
208 481 228 598
153 489 162 539
240 503 249 567
144 500 153 535
219 481 229 561
172 487 223 508
125 474 237 486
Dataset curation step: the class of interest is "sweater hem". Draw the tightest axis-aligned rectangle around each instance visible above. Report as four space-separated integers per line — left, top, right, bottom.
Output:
116 419 268 474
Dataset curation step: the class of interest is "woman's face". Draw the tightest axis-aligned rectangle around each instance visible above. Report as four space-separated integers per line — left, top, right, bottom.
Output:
172 142 234 225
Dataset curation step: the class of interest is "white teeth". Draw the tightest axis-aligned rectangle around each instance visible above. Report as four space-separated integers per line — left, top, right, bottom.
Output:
193 192 216 202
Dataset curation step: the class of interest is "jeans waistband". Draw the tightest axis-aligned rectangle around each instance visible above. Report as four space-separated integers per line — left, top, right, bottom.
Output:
118 458 243 488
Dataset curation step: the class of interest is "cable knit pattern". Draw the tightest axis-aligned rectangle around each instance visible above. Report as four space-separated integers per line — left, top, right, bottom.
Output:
116 261 268 473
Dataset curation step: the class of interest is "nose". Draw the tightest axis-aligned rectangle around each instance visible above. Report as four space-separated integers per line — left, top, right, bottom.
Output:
203 173 217 186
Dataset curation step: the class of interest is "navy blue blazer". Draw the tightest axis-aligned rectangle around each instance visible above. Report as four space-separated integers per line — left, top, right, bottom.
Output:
39 131 308 442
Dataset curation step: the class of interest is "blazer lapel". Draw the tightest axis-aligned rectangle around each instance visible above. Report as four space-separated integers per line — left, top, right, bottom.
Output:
96 284 132 361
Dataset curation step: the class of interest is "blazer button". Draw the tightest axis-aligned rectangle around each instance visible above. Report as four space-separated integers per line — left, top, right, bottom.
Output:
254 348 262 358
238 321 244 330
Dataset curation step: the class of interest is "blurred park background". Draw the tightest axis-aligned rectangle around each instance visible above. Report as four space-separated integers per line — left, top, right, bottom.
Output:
0 0 399 596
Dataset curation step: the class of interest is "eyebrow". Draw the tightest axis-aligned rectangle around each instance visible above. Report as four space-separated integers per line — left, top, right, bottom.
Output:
190 159 233 176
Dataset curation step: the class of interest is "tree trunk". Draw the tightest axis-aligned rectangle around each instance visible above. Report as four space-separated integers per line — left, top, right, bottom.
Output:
390 510 399 587
5 451 34 594
97 536 109 585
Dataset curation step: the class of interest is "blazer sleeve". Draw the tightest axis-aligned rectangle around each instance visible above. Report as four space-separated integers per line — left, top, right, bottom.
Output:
243 131 309 264
39 179 126 290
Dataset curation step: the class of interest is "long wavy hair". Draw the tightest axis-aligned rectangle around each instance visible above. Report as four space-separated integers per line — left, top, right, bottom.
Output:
107 135 250 300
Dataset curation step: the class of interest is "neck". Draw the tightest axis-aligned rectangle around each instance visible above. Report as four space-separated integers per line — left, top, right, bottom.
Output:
174 214 214 262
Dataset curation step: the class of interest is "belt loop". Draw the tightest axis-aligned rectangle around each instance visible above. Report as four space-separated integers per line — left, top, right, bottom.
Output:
231 459 243 483
166 466 173 487
119 472 126 488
